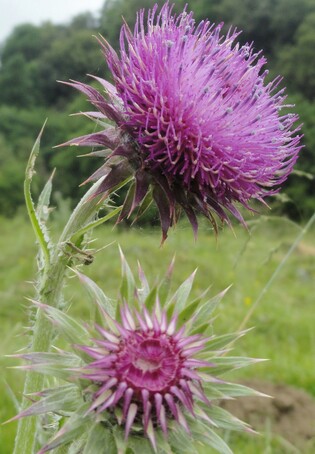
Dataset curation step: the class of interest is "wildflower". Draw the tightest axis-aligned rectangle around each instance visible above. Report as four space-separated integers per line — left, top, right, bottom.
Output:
62 3 301 240
11 252 263 453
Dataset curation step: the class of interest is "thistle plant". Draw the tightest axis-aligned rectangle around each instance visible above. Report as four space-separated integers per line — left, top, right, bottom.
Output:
11 2 303 453
12 256 264 453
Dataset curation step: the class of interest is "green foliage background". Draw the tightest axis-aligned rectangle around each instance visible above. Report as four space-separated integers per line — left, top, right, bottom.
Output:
0 0 314 219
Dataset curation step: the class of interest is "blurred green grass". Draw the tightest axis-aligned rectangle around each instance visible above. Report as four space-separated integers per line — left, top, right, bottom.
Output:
0 213 314 453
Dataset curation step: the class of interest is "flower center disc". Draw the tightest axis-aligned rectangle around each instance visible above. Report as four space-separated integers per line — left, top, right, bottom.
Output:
118 335 180 392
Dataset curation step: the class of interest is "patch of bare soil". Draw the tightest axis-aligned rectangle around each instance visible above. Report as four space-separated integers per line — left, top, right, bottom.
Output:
296 242 315 257
221 380 315 449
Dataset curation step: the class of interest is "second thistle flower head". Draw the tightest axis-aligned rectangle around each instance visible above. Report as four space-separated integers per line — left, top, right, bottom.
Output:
13 253 263 453
63 2 302 240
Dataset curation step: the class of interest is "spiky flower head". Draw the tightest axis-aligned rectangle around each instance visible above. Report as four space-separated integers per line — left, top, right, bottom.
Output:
62 2 301 241
11 252 264 453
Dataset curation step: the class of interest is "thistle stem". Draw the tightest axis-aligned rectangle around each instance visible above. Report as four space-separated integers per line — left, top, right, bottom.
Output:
13 180 106 454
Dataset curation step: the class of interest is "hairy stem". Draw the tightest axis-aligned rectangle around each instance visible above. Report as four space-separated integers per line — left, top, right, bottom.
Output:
14 180 106 454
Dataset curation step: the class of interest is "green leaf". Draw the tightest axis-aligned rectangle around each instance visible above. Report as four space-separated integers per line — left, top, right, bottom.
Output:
24 121 51 270
35 169 56 275
14 351 82 381
168 423 196 454
37 168 55 223
70 206 122 245
84 424 116 454
39 404 91 453
197 330 250 354
209 381 268 398
127 435 154 454
144 286 158 312
119 246 136 303
13 385 81 419
112 426 128 453
38 302 90 347
192 421 233 454
67 437 87 454
191 321 214 336
158 257 175 307
137 263 150 304
15 351 79 365
3 378 20 412
166 270 197 317
73 269 116 318
205 356 266 376
205 405 250 432
177 292 206 327
189 287 231 335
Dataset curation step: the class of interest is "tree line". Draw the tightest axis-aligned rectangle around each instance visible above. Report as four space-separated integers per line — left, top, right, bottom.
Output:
0 0 314 219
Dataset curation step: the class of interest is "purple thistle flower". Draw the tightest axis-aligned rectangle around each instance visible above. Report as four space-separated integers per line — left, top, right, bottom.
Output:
62 3 302 240
79 302 212 448
10 255 264 453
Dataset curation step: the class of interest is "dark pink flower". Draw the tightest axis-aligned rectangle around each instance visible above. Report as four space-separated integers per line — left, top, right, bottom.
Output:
63 3 302 240
12 260 262 453
79 303 211 448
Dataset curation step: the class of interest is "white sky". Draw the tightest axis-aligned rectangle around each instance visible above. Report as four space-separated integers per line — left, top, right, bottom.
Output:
0 0 105 43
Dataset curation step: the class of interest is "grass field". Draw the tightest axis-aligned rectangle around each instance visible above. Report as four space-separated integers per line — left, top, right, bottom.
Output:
0 212 314 453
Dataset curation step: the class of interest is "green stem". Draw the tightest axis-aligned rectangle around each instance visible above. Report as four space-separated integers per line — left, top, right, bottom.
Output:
13 180 108 454
238 212 315 332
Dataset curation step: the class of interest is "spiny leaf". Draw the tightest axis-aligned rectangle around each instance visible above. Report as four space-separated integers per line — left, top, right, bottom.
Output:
192 421 233 454
166 270 197 317
143 286 158 312
137 262 150 304
197 329 251 353
73 269 116 318
12 351 79 366
36 169 56 276
8 385 81 421
83 424 116 454
38 404 91 453
24 121 51 270
158 256 175 306
70 206 122 245
177 290 209 327
204 356 267 375
168 423 196 453
112 426 128 453
205 405 252 432
119 246 136 303
37 168 55 224
127 435 155 454
67 437 87 454
15 362 80 382
34 301 90 347
3 379 20 412
203 380 269 399
188 286 231 334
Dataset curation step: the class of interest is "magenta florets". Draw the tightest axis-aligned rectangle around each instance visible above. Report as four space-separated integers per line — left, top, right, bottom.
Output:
64 2 302 238
80 304 210 445
107 4 301 208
